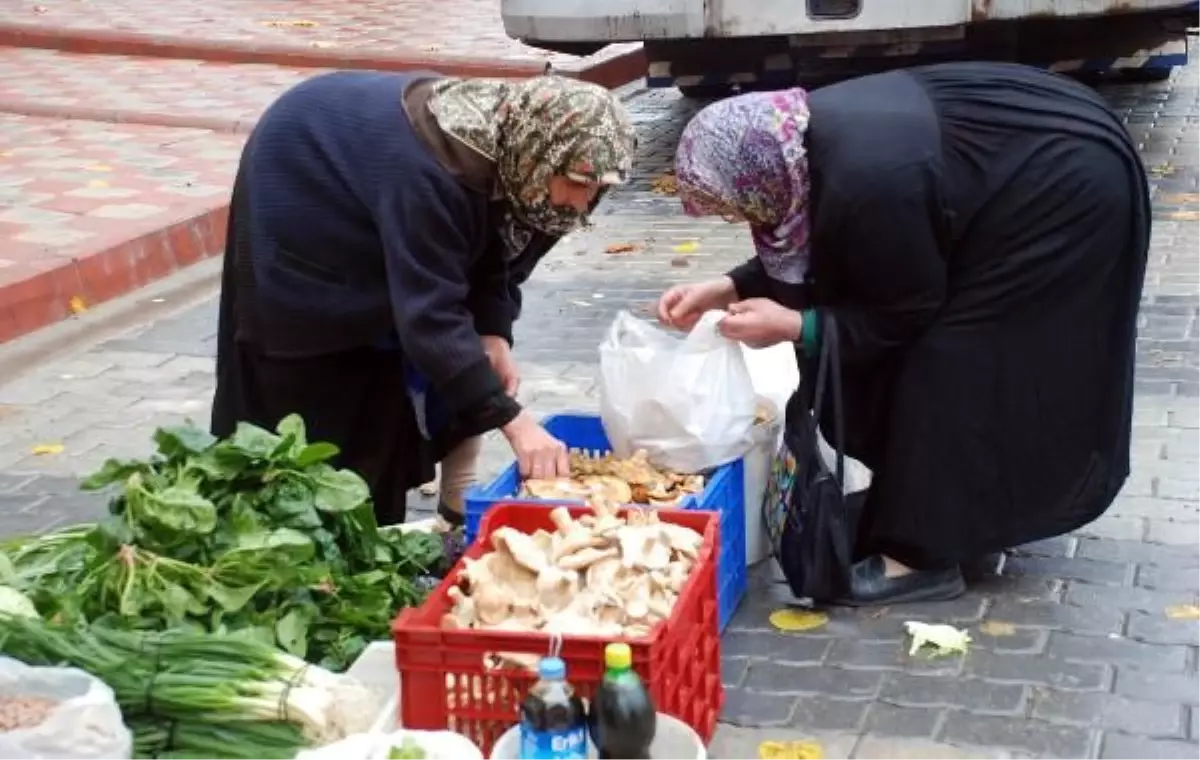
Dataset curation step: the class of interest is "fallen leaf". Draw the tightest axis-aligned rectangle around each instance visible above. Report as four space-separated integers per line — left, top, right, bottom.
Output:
262 18 320 27
88 179 109 188
31 443 64 456
904 621 971 657
1166 604 1200 620
672 241 700 254
650 172 678 195
759 740 823 759
979 620 1017 637
1159 192 1199 205
1166 210 1199 221
604 242 639 254
68 295 87 314
84 164 112 172
769 608 829 632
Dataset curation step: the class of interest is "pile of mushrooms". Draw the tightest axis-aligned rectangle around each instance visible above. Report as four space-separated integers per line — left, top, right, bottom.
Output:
441 502 704 662
520 449 705 507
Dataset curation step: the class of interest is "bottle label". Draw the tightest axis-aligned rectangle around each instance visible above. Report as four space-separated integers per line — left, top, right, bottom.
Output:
518 724 588 759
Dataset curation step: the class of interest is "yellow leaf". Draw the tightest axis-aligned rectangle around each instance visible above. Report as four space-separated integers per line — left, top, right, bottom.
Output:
88 179 109 188
650 172 678 195
769 609 828 632
68 295 87 314
979 620 1017 637
760 740 824 759
262 18 320 27
672 241 700 254
1166 604 1200 620
31 443 64 456
85 164 112 172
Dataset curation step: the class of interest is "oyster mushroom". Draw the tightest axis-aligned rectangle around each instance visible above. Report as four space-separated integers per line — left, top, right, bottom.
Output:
473 584 512 626
492 527 550 574
558 545 619 571
536 566 580 613
549 507 603 560
580 475 633 505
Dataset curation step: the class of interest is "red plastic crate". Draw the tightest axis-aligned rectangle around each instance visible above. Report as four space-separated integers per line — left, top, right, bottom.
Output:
392 503 724 755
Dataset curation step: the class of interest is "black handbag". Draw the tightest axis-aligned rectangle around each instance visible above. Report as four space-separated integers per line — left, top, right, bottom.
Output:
762 313 866 602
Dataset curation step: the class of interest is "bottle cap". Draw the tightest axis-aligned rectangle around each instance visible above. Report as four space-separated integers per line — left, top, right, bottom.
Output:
538 656 566 680
604 642 633 670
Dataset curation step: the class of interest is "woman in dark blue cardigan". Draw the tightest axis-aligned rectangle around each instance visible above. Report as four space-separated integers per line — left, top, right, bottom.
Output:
211 73 636 525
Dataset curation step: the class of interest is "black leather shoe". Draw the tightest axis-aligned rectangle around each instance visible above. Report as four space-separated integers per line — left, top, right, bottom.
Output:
836 555 966 607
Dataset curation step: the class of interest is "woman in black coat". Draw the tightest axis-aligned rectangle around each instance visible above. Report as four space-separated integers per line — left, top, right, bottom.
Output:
657 62 1150 605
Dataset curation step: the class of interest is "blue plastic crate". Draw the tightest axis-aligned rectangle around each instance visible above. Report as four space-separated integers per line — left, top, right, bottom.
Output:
464 413 747 632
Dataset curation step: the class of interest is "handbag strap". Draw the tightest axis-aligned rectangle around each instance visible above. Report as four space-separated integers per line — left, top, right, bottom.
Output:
809 312 846 487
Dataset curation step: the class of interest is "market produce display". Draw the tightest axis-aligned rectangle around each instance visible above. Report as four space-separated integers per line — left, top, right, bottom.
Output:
0 613 378 758
442 502 704 670
0 415 444 672
519 450 705 507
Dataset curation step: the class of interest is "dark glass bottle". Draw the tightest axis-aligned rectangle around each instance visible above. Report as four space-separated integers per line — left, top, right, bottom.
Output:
587 643 657 759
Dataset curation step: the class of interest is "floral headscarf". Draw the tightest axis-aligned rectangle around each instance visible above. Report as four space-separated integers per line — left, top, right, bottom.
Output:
675 89 812 284
428 75 636 241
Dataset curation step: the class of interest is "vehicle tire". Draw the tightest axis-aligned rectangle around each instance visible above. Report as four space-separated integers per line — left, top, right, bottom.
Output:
520 40 606 56
1116 66 1174 83
676 83 738 99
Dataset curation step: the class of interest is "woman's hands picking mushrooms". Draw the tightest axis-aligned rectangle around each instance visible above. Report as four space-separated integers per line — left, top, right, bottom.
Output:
440 502 704 646
519 449 705 507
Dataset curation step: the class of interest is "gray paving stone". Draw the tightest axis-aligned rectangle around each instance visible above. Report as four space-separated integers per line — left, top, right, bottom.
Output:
861 703 943 739
879 673 1027 715
1047 631 1191 673
1139 562 1200 592
1098 734 1200 760
1113 668 1200 706
852 736 1018 759
938 714 1096 759
1065 582 1199 614
743 662 883 699
720 689 795 727
963 652 1112 691
1001 554 1134 587
1030 688 1187 738
789 696 871 732
722 630 830 664
1125 610 1200 646
1075 537 1199 566
825 640 963 677
985 598 1125 635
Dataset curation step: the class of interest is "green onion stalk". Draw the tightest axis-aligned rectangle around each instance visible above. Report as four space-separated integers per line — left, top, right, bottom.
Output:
0 614 379 757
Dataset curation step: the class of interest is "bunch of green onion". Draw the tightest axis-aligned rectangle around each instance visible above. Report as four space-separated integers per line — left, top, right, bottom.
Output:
0 615 378 759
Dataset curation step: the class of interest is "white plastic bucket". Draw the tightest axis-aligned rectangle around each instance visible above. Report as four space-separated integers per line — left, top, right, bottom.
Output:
489 713 705 760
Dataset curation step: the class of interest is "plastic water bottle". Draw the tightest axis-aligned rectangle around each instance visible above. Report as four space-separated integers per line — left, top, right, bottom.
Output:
587 643 657 759
519 656 587 759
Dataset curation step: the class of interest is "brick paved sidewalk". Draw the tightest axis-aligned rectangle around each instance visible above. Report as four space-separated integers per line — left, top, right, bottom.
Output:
0 69 1196 759
0 0 645 343
0 0 642 80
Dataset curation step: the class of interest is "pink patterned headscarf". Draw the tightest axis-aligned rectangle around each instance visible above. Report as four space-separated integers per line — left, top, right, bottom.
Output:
674 89 812 284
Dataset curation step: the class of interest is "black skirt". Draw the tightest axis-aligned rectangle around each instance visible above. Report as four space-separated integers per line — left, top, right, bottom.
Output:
819 72 1151 568
211 170 435 526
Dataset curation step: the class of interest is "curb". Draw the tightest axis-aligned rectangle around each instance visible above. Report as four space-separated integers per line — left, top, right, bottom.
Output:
0 23 646 88
0 205 228 345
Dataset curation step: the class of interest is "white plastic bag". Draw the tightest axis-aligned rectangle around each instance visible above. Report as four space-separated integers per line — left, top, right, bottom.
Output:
0 657 132 760
295 729 483 760
599 310 759 473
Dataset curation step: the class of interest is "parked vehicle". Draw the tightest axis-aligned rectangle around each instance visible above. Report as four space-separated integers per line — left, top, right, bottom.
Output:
506 0 1196 94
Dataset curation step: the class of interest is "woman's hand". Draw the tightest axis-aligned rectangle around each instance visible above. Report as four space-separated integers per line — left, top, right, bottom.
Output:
656 277 738 331
481 335 520 397
501 411 570 479
718 298 803 348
